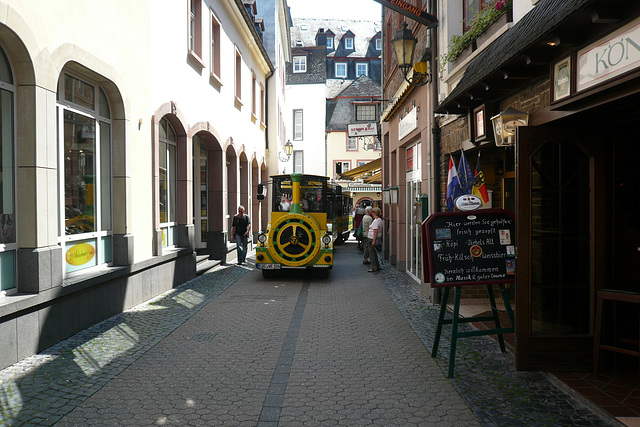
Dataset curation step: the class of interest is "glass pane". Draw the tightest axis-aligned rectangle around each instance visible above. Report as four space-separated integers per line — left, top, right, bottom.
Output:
530 142 591 335
64 110 96 234
64 75 95 110
201 219 207 243
100 122 112 231
159 118 167 140
100 235 112 264
0 89 15 244
159 141 168 223
99 88 110 119
200 157 207 216
0 250 14 290
168 143 176 223
65 239 97 273
0 47 12 84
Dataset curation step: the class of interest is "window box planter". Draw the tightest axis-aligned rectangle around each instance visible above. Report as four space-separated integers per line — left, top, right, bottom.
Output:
476 9 512 49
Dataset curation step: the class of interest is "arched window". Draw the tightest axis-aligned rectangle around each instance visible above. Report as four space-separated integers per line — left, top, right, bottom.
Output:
0 45 15 293
57 73 112 274
159 117 177 247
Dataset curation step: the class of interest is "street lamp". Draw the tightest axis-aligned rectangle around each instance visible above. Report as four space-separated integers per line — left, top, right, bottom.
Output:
490 108 529 147
392 22 430 87
278 139 294 162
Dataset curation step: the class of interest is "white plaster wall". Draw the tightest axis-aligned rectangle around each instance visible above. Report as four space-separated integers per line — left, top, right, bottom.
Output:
7 0 152 260
326 131 380 180
7 0 273 263
284 82 326 176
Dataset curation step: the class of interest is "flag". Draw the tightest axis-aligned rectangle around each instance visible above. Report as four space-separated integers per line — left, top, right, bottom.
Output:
446 156 462 211
457 150 474 195
472 151 490 205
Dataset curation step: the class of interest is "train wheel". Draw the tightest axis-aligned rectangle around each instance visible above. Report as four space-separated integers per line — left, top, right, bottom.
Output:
269 214 322 267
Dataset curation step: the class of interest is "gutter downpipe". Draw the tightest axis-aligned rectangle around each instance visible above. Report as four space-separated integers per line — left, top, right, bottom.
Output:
430 0 442 304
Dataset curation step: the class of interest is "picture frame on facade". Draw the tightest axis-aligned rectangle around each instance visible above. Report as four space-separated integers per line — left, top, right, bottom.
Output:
552 56 571 102
473 105 486 140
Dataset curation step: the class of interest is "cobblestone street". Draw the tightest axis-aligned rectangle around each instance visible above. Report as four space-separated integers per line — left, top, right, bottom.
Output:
0 241 619 426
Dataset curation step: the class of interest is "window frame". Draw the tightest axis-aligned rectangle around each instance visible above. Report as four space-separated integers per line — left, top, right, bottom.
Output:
334 160 351 178
234 47 243 106
326 37 334 49
158 117 178 249
356 104 377 122
251 71 257 120
375 38 382 51
57 73 114 274
293 150 304 173
0 48 16 293
355 62 368 77
335 62 347 78
210 9 222 84
345 37 354 50
260 83 265 126
293 55 307 73
347 137 358 151
188 0 203 63
463 0 486 32
293 109 303 140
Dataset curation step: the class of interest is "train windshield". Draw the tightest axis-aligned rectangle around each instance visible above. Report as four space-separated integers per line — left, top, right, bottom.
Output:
272 175 328 213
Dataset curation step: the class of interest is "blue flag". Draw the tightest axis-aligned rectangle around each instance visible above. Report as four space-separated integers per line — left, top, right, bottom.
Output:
458 150 474 195
446 156 462 211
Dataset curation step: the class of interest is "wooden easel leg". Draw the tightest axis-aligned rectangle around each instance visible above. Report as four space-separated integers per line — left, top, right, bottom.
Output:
487 284 506 353
499 284 515 329
448 286 461 378
432 287 450 358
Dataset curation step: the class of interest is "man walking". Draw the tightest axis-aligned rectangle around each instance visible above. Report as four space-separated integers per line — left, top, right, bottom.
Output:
231 205 251 264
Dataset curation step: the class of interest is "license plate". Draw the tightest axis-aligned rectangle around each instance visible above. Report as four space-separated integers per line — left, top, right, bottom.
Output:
260 263 281 270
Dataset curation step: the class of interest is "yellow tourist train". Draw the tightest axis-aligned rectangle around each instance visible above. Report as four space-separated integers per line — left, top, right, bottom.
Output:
255 173 352 278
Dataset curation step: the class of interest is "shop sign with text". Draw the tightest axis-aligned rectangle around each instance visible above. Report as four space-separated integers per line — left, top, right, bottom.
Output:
398 108 417 140
578 17 640 92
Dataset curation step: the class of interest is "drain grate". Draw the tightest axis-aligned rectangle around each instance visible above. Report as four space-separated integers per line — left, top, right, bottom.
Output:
191 332 217 342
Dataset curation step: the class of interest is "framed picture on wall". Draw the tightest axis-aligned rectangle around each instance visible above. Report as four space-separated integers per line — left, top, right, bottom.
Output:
552 56 571 102
473 105 486 140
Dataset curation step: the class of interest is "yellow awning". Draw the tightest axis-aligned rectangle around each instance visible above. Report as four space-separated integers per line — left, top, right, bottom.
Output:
339 158 381 182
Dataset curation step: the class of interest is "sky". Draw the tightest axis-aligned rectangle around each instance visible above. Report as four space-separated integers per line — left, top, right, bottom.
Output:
287 0 382 22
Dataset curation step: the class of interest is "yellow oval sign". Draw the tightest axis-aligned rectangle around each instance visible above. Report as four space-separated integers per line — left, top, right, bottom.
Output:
66 243 96 266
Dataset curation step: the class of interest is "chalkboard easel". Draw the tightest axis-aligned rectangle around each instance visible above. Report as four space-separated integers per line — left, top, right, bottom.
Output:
422 209 516 378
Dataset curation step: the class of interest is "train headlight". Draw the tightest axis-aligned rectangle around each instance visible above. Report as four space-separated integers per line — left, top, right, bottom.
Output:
322 234 332 245
258 233 267 243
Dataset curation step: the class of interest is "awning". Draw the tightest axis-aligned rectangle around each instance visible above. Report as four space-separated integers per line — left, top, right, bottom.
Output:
339 158 381 182
436 0 592 114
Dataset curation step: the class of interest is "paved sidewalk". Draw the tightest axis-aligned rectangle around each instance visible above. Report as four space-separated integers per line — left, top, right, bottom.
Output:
0 241 618 426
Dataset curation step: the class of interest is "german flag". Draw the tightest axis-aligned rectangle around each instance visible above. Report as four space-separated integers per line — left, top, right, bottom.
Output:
472 151 490 204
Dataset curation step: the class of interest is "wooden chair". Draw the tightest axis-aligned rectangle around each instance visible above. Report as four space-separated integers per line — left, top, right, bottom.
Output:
593 289 640 376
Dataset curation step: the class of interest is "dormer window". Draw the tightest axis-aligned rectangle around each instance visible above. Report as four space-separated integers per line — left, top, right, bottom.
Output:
375 38 381 50
293 56 307 73
345 37 354 50
327 37 334 49
295 40 303 47
300 23 308 31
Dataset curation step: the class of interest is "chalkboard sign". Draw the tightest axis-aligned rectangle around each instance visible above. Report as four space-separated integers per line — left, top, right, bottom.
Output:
423 209 516 287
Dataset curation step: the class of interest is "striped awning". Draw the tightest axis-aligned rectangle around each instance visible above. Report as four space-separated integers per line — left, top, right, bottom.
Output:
339 158 381 183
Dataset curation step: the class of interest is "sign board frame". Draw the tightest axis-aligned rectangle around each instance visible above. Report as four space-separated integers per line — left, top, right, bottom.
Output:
423 208 516 288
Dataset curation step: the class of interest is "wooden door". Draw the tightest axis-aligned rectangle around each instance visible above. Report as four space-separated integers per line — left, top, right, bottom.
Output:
515 126 605 371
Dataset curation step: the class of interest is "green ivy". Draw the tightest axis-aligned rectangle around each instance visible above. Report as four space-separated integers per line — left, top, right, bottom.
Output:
440 0 512 70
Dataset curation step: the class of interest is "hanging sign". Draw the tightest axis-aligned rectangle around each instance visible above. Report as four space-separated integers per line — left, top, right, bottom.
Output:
372 0 438 27
348 123 377 137
422 209 516 287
